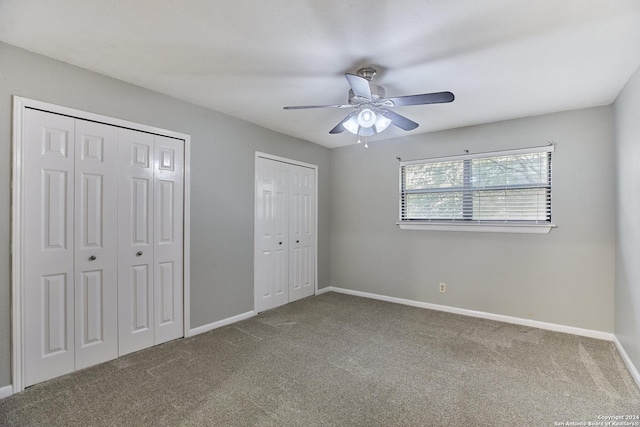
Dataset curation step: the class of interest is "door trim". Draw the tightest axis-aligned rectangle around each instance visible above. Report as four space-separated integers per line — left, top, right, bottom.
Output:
253 152 319 312
11 96 192 393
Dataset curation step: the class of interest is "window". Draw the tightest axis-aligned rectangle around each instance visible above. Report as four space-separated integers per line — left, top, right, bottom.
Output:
398 145 554 233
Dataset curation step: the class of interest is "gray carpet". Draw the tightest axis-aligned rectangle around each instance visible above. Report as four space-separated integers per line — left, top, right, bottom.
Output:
1 292 638 426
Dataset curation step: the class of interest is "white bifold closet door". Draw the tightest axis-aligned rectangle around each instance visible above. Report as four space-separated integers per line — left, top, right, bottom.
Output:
118 130 184 356
255 157 315 313
288 164 315 303
74 120 119 370
23 110 119 386
256 158 290 310
22 108 184 387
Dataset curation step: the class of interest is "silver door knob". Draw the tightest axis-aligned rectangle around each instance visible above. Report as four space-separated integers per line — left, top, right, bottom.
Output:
89 255 96 261
136 251 143 257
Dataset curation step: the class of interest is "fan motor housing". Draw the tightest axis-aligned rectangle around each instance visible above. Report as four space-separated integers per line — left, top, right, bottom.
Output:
349 84 386 105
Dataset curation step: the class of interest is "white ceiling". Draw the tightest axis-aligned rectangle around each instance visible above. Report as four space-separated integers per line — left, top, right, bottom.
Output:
1 1 640 148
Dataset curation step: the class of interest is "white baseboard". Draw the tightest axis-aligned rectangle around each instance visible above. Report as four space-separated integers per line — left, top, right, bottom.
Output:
189 310 256 337
325 286 615 341
613 336 640 389
316 286 332 295
0 384 13 400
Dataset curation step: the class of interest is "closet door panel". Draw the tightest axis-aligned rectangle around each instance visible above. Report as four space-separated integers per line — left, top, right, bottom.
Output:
23 109 76 387
255 157 275 312
118 129 155 355
272 164 289 308
153 136 184 344
255 158 290 312
289 164 315 302
74 120 119 369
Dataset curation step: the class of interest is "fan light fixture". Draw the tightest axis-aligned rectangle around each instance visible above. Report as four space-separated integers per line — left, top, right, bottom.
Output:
343 108 392 136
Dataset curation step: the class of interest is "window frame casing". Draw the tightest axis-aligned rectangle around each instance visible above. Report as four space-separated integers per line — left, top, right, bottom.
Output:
397 145 556 234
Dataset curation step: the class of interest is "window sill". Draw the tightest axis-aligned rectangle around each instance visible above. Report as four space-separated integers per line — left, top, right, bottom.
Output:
396 221 556 234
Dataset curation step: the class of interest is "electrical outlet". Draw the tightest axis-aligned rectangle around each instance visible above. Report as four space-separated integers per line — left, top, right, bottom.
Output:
439 283 446 293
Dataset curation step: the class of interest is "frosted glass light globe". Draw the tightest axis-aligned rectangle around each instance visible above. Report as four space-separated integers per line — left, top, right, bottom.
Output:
357 108 377 128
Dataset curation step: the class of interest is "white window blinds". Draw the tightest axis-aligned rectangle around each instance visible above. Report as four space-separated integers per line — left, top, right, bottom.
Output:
400 146 553 224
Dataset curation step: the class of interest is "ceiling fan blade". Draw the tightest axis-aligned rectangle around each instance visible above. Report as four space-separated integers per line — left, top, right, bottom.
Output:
383 109 419 131
284 104 353 110
387 91 454 107
329 121 346 134
345 73 372 99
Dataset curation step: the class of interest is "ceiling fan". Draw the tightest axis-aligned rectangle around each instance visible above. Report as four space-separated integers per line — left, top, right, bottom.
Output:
284 67 454 137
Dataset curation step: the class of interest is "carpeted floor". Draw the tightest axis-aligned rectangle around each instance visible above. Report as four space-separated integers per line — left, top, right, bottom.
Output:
0 292 638 426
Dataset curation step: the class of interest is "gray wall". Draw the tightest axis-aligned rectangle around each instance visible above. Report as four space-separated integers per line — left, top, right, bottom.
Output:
330 106 616 332
614 64 640 373
0 42 331 387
